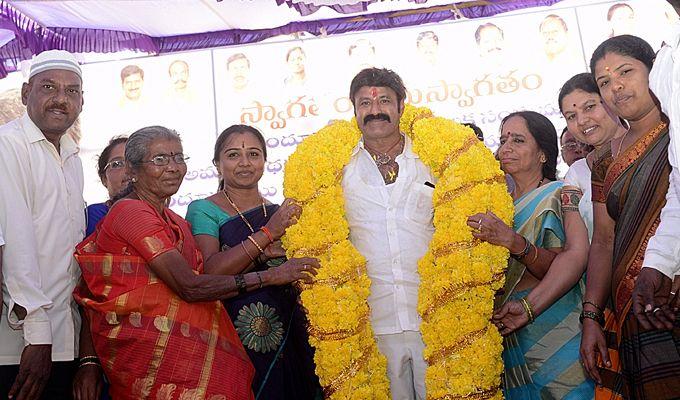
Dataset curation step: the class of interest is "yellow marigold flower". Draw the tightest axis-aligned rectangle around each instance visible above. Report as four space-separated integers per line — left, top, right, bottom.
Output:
283 103 512 399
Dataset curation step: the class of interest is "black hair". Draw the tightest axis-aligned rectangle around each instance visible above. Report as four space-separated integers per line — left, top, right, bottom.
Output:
168 60 188 75
286 47 305 62
97 136 128 181
463 122 485 141
416 31 439 45
500 111 558 181
589 34 655 74
120 65 144 83
227 53 250 69
557 73 599 113
349 68 406 109
475 23 504 44
540 14 568 32
213 124 267 190
607 3 634 21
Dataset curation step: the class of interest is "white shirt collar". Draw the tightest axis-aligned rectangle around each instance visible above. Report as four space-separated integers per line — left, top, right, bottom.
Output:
351 132 418 160
21 112 79 157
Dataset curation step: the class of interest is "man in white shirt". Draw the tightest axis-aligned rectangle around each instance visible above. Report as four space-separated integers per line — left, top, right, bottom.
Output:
342 68 434 399
633 0 680 330
0 50 86 400
0 226 4 318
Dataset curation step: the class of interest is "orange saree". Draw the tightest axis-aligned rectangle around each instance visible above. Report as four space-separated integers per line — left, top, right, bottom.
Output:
74 199 254 400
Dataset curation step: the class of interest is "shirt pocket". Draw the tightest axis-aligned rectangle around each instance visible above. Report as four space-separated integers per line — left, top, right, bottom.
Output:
404 185 434 225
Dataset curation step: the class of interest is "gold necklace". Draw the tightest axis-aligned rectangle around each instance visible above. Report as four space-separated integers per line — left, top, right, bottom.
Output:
364 135 404 166
222 190 267 233
614 129 631 158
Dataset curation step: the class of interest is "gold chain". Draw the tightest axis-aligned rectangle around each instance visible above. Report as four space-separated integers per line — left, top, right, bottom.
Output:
222 190 267 234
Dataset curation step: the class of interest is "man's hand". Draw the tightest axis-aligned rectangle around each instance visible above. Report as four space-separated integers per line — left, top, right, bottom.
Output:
633 267 674 330
8 344 52 400
72 365 103 400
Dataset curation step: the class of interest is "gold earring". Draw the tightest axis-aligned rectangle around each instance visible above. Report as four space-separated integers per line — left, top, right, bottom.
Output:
540 155 546 163
131 177 137 183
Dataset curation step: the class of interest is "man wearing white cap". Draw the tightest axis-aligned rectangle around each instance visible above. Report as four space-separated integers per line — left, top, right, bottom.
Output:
0 50 90 400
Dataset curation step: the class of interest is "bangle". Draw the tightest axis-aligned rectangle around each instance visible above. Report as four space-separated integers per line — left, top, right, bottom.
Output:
247 235 264 254
510 236 531 259
260 227 274 244
255 271 263 289
520 297 535 324
580 310 604 326
582 301 603 314
79 355 99 363
240 241 255 262
78 361 101 369
234 274 247 295
526 243 539 265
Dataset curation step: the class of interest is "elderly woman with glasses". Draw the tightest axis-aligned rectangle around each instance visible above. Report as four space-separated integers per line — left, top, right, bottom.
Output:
74 126 318 399
85 136 129 236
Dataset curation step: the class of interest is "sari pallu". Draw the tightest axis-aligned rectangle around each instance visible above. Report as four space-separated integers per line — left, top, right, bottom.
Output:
74 201 254 400
591 122 680 400
501 181 595 400
218 205 321 400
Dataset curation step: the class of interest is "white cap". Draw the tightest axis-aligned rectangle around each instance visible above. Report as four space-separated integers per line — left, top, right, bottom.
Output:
28 50 82 80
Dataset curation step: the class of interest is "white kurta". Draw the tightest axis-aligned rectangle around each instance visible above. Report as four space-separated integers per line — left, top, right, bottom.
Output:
0 113 85 364
644 21 680 278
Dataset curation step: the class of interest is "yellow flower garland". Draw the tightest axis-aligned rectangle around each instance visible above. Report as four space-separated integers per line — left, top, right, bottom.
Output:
283 104 513 399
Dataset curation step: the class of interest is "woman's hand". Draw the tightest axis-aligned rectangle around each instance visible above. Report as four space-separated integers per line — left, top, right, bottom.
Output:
492 300 529 336
72 365 103 400
266 257 319 285
466 211 517 250
265 198 302 239
579 319 610 385
262 240 286 260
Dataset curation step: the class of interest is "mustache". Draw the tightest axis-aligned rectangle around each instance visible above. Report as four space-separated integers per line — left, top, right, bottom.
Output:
363 113 391 124
47 102 68 112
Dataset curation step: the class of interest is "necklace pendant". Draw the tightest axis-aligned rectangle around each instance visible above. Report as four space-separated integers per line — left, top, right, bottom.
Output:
373 153 391 166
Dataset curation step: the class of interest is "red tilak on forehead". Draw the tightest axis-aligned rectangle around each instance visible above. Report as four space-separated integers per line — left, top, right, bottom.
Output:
370 87 378 98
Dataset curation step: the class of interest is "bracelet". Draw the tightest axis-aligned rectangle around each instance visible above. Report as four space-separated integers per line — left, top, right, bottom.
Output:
78 361 101 369
260 227 274 244
255 271 263 289
526 243 539 265
582 301 603 314
520 297 535 324
234 274 247 295
579 310 604 326
510 236 531 259
247 235 264 254
79 355 99 363
240 241 255 262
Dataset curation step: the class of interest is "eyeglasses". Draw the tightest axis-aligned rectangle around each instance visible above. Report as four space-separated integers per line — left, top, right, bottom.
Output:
104 159 125 171
561 142 591 152
141 153 190 166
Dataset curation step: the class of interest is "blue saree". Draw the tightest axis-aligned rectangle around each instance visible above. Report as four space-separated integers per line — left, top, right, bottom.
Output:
501 181 594 399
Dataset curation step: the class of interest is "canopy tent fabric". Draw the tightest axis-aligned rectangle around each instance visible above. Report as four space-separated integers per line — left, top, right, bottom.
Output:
0 0 561 79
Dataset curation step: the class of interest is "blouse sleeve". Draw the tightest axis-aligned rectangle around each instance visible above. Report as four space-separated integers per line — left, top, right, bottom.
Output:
185 199 221 238
590 147 612 203
107 200 178 261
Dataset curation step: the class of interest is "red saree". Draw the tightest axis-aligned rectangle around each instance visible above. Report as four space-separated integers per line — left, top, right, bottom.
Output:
74 199 254 400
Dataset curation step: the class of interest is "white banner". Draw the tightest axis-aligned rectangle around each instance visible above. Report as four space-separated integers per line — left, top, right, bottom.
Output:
0 0 674 215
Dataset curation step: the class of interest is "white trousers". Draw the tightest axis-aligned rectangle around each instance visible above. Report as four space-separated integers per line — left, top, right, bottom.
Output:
375 331 427 400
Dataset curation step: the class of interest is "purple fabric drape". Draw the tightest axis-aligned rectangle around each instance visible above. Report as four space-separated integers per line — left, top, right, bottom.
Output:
275 0 428 17
0 0 563 79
